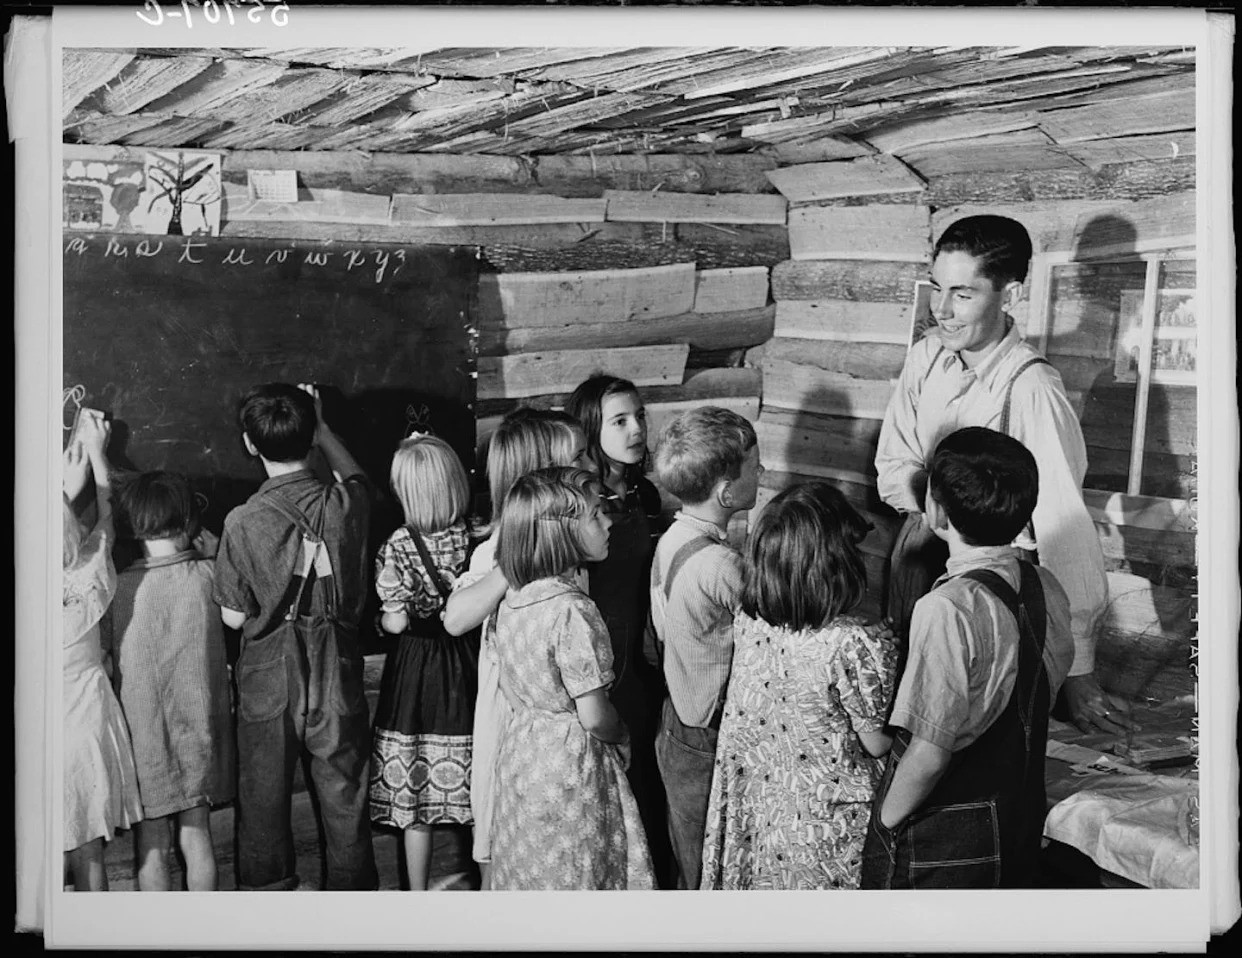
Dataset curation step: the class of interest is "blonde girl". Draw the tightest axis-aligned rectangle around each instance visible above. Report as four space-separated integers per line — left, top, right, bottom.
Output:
62 410 144 889
442 407 586 889
368 434 477 890
489 466 654 889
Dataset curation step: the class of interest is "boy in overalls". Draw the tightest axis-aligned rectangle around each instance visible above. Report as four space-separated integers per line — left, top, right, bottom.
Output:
860 427 1074 888
213 383 378 890
874 214 1127 736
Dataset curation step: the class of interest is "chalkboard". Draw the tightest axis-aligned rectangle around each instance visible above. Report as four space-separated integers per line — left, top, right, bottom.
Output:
63 233 479 650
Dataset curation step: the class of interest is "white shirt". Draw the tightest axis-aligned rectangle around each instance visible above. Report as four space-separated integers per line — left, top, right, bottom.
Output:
875 321 1108 675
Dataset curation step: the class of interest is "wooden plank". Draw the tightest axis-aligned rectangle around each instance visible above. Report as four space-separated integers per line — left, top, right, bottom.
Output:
931 193 1195 255
925 155 1196 206
534 154 778 197
602 190 787 225
482 241 696 274
478 345 689 402
755 408 882 486
222 182 391 225
771 259 923 303
1062 132 1196 169
761 359 895 421
774 299 912 344
671 223 790 269
218 220 649 246
86 54 214 116
141 57 289 116
475 367 762 420
765 156 926 203
764 337 908 382
61 50 136 117
759 137 874 164
476 262 695 328
864 109 1038 155
788 203 929 262
390 194 605 227
693 267 769 313
478 305 774 357
648 396 761 448
1037 87 1196 144
901 135 1083 178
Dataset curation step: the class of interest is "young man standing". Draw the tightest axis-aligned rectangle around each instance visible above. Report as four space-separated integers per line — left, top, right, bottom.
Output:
875 214 1129 736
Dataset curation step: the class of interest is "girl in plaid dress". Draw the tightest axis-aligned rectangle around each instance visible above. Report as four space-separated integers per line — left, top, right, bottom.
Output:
368 435 478 890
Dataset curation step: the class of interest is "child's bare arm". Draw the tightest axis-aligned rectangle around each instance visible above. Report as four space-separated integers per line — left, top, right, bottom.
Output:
220 606 248 631
857 728 893 758
298 383 365 483
443 568 507 636
380 610 409 634
574 689 628 744
879 734 952 829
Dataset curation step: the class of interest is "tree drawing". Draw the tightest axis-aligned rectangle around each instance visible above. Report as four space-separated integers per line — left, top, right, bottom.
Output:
145 151 222 236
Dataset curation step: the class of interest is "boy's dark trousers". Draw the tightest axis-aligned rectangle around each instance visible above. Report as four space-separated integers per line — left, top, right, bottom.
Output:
861 564 1051 889
233 492 378 891
654 695 719 891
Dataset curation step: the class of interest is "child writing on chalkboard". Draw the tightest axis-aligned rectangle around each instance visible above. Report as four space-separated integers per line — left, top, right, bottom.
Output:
441 408 587 889
110 471 235 891
62 409 144 890
369 434 479 891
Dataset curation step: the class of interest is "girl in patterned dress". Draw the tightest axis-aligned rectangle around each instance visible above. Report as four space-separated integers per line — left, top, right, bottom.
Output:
111 471 234 890
700 481 898 890
441 409 588 890
489 467 655 890
368 435 478 890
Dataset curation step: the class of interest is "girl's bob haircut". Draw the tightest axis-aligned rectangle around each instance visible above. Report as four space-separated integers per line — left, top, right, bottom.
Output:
116 470 199 542
741 481 871 631
565 374 646 478
495 466 603 589
485 408 585 527
390 434 471 534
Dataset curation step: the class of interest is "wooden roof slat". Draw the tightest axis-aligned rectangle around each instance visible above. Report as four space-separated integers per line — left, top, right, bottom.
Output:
516 48 739 87
62 49 135 118
238 47 426 71
139 57 290 117
901 129 1081 178
1059 131 1196 169
298 73 438 127
200 120 338 152
408 77 517 111
206 67 352 124
1037 86 1195 144
80 54 213 117
414 48 630 78
863 109 1038 154
63 109 167 145
115 115 232 149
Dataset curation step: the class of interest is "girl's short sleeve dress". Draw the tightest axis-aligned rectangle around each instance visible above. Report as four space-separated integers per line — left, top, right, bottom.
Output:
62 514 144 851
700 613 897 890
489 576 655 890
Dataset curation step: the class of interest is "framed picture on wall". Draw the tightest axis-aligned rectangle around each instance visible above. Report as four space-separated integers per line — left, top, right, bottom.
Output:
908 280 936 350
1114 289 1198 385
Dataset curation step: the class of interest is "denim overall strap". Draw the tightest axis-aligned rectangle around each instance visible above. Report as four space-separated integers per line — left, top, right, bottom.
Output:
644 535 716 675
861 563 1051 889
661 536 716 600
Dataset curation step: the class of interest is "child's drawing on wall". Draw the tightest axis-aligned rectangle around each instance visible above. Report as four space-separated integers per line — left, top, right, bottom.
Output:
62 157 144 231
142 151 223 237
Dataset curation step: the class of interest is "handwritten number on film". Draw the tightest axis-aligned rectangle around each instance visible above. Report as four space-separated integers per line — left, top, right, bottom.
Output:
138 1 291 28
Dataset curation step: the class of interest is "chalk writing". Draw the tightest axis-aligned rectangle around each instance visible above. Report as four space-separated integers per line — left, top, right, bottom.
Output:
105 238 129 258
178 237 207 264
222 247 254 266
63 384 86 435
345 249 367 272
65 237 88 256
265 248 289 265
135 239 164 258
304 250 332 266
374 250 392 283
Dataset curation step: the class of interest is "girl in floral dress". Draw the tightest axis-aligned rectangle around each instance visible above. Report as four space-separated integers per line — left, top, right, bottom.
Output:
700 481 898 890
489 466 654 890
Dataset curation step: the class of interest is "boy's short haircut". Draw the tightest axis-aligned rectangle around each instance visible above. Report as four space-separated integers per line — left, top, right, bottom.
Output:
742 481 870 631
934 214 1033 288
928 427 1038 547
390 435 470 534
654 406 757 505
239 383 316 463
495 466 603 588
486 408 585 526
117 470 200 541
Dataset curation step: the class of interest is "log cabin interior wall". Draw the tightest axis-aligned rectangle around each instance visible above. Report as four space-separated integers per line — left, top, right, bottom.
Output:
61 44 1198 700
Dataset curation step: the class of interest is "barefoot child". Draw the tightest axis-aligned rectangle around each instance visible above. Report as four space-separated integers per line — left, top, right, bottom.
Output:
62 410 143 890
111 471 234 891
701 482 897 890
368 434 478 890
489 467 654 890
441 409 587 888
